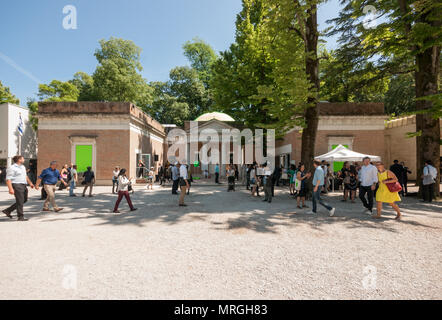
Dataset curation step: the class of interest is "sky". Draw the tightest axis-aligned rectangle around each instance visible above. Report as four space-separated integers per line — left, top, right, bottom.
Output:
0 0 342 105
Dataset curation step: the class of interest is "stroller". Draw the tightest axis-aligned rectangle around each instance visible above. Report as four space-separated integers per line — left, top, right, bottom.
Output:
227 175 236 192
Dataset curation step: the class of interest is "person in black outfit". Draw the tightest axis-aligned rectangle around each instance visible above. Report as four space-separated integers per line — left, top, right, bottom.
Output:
400 162 412 195
390 160 405 196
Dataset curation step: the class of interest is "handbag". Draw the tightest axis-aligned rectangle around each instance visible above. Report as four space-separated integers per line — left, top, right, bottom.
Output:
386 181 402 193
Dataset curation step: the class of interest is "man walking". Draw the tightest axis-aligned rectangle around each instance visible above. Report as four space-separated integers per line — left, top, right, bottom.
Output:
179 161 189 207
2 155 35 221
307 161 336 217
422 160 437 203
69 165 78 197
35 161 67 212
171 162 179 194
359 157 378 214
82 166 95 197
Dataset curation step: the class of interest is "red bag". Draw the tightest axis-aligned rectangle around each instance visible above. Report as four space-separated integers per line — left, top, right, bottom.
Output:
386 181 402 193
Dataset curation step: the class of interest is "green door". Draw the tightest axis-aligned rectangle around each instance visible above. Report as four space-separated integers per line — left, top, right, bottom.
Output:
75 145 93 173
332 145 348 172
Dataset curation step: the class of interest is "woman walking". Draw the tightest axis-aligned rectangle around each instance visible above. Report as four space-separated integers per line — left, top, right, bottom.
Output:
296 163 311 209
113 169 137 213
373 162 402 220
250 164 259 197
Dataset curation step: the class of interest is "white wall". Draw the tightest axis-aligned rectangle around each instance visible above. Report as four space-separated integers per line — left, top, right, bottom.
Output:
0 103 9 160
0 103 37 166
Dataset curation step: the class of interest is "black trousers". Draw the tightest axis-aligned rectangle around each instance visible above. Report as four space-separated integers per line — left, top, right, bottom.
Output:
172 179 179 194
4 184 28 218
215 173 219 184
423 183 434 202
359 186 374 212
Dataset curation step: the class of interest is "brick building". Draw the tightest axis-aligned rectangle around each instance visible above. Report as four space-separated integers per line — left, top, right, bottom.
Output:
275 102 387 171
37 102 166 185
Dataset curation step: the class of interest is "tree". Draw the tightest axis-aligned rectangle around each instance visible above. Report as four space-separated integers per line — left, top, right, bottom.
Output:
92 37 153 105
69 72 95 101
329 0 441 196
210 0 277 129
168 66 209 120
0 81 20 104
183 38 218 89
148 81 190 126
37 80 79 102
319 49 389 103
384 73 416 116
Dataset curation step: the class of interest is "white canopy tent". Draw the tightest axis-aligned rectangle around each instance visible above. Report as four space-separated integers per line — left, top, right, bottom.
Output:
315 145 381 191
315 145 381 162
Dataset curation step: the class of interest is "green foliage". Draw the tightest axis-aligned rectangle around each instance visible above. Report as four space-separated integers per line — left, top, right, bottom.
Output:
69 72 95 101
0 81 20 104
210 0 278 130
384 73 416 115
37 80 79 102
319 49 389 103
183 38 217 88
92 38 153 105
148 81 190 126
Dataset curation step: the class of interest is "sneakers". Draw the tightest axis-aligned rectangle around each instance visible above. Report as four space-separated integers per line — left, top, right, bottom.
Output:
54 208 64 213
17 217 28 221
363 209 372 215
329 208 336 217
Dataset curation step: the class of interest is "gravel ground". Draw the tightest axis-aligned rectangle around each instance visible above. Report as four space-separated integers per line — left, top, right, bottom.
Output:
0 183 441 300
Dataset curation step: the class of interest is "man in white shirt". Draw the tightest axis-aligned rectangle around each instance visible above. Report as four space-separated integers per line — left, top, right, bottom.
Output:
3 155 35 221
179 161 189 207
422 160 438 203
358 157 379 214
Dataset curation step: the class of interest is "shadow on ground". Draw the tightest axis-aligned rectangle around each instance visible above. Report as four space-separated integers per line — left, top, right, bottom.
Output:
0 185 440 234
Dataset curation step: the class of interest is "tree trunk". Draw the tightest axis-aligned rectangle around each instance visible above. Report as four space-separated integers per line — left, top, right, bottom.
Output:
301 4 320 174
415 4 441 199
415 44 441 198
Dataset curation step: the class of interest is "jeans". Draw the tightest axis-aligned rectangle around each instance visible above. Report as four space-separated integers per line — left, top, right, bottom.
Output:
312 189 332 213
113 191 134 211
359 186 374 211
69 180 76 196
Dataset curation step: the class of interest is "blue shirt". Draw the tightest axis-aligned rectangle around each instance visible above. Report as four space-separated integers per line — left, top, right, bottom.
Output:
39 168 62 185
215 165 220 173
313 166 325 187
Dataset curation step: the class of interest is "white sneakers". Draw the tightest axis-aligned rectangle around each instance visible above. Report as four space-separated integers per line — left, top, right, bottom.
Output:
363 209 372 215
305 208 336 216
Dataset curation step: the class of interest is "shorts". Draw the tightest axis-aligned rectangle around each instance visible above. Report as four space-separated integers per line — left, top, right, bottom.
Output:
297 188 306 197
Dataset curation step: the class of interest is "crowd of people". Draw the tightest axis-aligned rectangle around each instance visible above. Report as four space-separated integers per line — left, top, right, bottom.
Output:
1 154 439 222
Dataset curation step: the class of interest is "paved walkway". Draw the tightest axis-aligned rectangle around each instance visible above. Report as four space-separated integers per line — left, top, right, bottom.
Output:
0 184 441 299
